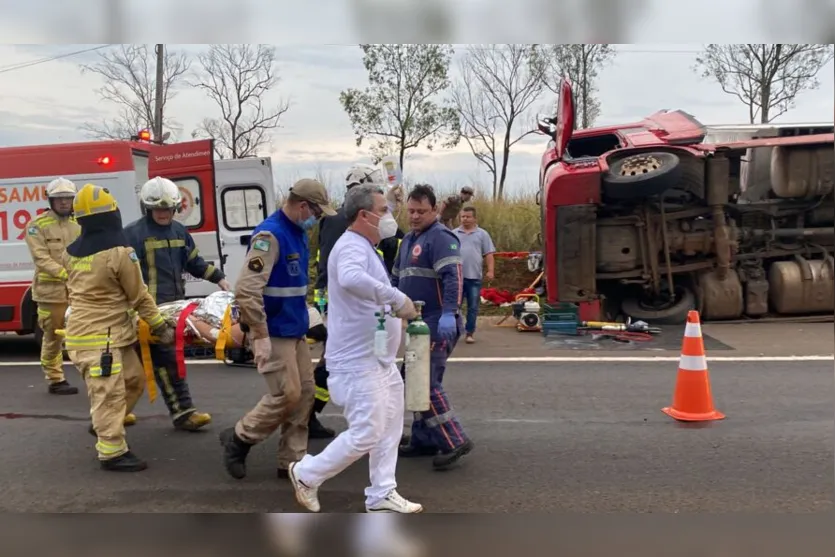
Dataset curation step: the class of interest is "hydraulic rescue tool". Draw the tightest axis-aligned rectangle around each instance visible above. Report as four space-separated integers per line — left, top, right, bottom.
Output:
403 301 430 412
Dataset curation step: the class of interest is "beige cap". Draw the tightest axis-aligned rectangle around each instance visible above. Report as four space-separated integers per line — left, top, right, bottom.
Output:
290 178 337 216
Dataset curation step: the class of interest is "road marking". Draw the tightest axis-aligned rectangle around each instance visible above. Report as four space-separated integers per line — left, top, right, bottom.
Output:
0 354 831 368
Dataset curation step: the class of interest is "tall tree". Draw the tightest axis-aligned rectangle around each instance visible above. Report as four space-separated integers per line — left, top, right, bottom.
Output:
695 44 834 124
540 44 616 129
340 44 460 169
191 44 290 159
80 44 190 140
451 44 547 200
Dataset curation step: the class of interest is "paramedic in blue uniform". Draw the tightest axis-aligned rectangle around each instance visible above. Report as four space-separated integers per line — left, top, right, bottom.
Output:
392 184 474 471
124 177 229 432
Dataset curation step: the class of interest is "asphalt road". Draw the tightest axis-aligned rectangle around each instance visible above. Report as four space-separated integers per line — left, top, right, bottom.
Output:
0 346 831 513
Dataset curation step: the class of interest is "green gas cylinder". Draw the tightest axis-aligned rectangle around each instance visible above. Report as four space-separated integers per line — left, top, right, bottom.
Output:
404 301 430 412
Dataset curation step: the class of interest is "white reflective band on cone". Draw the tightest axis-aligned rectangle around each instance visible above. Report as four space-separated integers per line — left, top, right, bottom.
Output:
684 322 702 338
679 354 708 371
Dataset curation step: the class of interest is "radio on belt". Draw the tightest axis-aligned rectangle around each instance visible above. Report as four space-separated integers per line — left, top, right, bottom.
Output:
100 327 113 377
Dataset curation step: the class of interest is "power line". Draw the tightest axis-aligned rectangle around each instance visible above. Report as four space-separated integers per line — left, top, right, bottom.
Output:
0 45 113 75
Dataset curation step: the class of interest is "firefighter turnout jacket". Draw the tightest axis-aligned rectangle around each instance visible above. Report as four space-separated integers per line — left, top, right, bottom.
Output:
124 217 225 304
235 210 310 340
62 246 165 351
24 210 80 304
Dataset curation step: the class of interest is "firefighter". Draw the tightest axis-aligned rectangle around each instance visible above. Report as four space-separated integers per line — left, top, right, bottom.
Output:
64 183 174 472
24 177 82 395
123 177 229 431
219 178 335 481
392 184 474 471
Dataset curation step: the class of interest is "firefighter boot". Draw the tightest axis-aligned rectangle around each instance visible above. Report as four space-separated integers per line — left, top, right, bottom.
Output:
432 439 475 471
219 427 252 480
175 411 212 432
100 451 148 472
308 412 335 439
48 380 78 395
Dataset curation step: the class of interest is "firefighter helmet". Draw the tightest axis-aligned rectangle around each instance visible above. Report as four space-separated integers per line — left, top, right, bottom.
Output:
139 177 182 210
345 163 384 189
46 177 77 198
73 183 118 219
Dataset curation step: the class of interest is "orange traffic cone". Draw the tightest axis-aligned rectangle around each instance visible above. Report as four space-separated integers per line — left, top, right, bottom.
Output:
662 310 725 422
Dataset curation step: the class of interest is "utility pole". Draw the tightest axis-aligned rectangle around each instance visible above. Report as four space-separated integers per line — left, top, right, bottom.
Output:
153 44 164 141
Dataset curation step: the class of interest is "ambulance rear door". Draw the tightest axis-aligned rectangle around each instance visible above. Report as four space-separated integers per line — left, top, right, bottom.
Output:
147 140 221 298
214 157 275 285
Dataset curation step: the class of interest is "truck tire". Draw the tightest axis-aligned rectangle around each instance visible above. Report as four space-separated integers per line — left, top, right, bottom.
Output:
621 285 696 325
602 152 683 201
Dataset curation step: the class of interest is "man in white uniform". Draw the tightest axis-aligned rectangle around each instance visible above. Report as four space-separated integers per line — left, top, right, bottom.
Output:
288 183 422 514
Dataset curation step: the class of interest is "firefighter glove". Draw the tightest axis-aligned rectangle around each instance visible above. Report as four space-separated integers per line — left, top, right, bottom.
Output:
152 323 176 345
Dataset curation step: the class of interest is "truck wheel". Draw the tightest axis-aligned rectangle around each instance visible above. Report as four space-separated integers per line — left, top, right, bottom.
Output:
621 285 696 325
602 152 683 200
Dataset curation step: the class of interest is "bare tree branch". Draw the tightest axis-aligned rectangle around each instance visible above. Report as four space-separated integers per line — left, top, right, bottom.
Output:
80 44 189 140
695 44 834 124
451 44 546 200
339 44 460 170
190 44 291 159
540 44 615 129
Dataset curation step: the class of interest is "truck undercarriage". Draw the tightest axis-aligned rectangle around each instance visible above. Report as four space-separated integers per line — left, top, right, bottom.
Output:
589 144 834 323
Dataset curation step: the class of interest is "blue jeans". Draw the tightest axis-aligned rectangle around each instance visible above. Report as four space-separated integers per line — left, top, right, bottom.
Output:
462 278 482 335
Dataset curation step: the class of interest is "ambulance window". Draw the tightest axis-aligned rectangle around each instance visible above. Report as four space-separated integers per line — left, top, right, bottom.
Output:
222 186 266 231
172 178 203 229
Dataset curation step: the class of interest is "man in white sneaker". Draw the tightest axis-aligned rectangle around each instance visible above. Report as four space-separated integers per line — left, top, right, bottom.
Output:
288 183 423 514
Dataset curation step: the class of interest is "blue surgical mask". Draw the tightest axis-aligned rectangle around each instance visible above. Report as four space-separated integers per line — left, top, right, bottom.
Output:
298 216 317 230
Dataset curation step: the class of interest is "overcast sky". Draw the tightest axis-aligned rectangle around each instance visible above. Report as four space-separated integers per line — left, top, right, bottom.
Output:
0 2 832 197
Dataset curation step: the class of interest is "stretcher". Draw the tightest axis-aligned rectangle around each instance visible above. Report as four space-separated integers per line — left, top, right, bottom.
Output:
59 292 252 401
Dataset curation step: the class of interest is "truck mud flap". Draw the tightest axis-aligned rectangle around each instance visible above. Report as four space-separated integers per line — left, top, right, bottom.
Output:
556 204 597 302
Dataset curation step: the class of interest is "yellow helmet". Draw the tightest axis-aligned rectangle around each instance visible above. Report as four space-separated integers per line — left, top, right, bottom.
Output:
73 183 118 219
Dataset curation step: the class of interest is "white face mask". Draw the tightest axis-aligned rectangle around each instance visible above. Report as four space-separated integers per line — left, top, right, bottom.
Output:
376 212 399 240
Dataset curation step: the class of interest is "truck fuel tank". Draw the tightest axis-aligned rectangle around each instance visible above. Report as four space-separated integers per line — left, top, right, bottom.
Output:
768 256 834 315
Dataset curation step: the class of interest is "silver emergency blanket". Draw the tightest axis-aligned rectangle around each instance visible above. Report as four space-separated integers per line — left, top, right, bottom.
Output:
64 291 240 339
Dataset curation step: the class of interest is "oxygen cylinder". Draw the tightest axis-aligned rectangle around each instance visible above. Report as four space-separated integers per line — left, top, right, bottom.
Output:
403 301 431 412
373 310 388 358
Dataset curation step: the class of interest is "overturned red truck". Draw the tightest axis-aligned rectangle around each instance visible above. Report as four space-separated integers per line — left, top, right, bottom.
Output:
537 81 834 324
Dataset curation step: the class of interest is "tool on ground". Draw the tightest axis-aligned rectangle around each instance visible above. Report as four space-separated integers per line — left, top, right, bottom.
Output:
403 301 430 412
514 293 542 332
100 327 113 377
662 310 725 422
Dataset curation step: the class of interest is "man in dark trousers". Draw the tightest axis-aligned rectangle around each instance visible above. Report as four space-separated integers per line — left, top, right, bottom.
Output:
309 163 404 439
124 177 228 432
392 184 474 471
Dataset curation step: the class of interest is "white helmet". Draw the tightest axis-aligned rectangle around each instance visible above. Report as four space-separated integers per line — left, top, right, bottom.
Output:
140 177 182 210
345 163 384 189
46 177 77 198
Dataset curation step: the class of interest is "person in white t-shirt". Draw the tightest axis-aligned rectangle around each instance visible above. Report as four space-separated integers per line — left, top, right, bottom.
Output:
288 183 423 514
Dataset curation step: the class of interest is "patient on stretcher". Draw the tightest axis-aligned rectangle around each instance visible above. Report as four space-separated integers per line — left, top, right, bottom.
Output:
64 291 325 349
